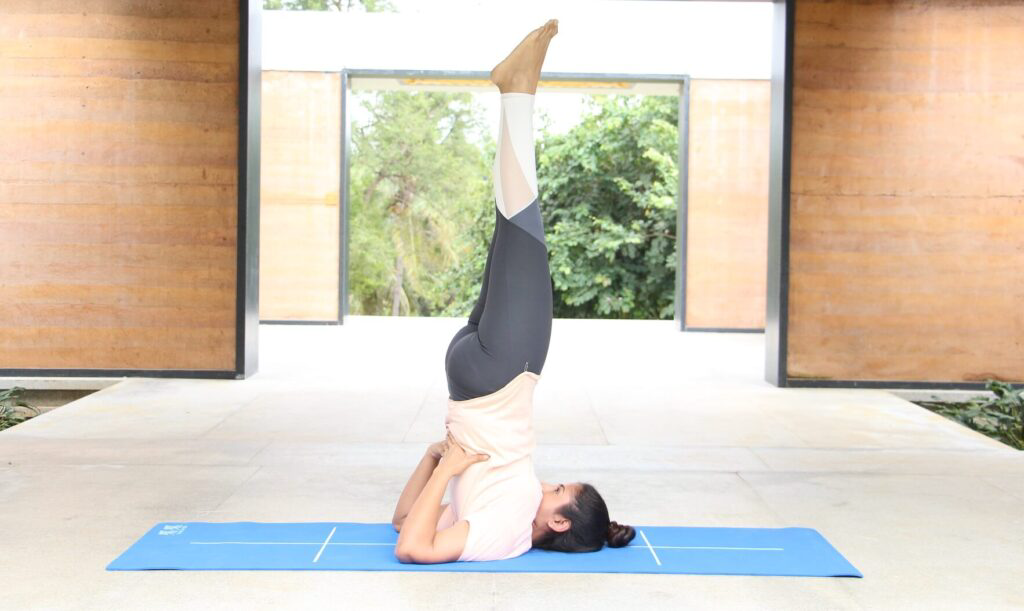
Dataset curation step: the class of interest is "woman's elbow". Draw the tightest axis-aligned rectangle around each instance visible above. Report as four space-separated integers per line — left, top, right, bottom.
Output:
393 544 421 564
394 541 444 564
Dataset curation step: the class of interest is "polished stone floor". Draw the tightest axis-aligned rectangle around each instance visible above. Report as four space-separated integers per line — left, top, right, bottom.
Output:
2 317 1021 610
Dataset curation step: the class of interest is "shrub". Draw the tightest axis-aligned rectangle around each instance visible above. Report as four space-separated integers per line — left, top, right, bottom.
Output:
915 380 1024 450
0 387 40 432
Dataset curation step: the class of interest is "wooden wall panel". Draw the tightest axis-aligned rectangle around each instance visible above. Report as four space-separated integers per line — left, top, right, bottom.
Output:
686 79 770 329
259 71 340 321
788 0 1024 382
0 0 239 371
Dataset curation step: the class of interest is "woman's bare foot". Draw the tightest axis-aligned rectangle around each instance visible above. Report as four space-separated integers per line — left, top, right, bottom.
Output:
490 19 559 94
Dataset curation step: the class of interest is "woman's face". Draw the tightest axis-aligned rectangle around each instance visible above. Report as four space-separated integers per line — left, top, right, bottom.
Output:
536 481 583 532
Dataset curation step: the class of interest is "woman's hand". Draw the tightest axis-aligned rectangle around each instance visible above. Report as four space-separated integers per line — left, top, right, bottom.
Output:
437 431 489 476
426 439 446 460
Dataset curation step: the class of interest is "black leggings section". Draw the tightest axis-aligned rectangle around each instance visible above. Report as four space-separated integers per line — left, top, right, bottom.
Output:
444 198 552 401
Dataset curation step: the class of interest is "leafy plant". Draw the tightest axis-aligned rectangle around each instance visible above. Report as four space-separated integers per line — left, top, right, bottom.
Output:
348 90 492 317
0 387 40 432
914 380 1024 450
538 95 679 319
262 0 395 12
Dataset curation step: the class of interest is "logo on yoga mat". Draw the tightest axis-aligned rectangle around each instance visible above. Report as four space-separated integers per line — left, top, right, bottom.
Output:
158 524 187 536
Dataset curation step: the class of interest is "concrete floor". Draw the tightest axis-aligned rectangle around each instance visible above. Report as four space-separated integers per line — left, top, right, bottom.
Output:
2 316 1022 610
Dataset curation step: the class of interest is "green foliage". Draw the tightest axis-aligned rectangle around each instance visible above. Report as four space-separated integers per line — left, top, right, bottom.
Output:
538 95 679 319
263 0 395 11
433 194 495 317
347 91 679 319
348 91 493 316
915 380 1024 450
0 387 39 432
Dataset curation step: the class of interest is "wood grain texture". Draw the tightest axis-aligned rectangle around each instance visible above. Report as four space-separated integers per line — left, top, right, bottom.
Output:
686 79 770 329
259 71 340 321
0 1 239 371
788 0 1024 382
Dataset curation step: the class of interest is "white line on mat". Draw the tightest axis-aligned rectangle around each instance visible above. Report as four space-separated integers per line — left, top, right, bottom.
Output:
190 541 394 546
638 530 661 566
628 545 784 552
313 526 337 563
188 540 785 554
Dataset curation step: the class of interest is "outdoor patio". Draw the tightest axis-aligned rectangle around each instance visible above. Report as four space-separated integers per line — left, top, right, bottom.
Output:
1 317 1021 609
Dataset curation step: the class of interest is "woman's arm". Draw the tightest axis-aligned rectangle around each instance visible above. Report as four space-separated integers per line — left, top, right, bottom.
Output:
392 442 444 530
394 433 489 564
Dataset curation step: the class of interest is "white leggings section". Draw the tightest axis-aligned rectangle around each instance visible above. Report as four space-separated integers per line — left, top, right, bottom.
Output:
493 93 538 220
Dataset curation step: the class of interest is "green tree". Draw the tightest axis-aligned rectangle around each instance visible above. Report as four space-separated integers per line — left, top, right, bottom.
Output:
433 186 495 317
349 91 492 316
538 95 679 319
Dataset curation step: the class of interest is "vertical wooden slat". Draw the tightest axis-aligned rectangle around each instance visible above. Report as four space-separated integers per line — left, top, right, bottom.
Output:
686 79 771 329
787 0 1024 382
0 1 239 371
258 71 341 321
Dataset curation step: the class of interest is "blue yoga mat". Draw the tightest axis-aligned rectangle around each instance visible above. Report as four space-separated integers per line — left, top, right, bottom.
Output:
107 522 861 577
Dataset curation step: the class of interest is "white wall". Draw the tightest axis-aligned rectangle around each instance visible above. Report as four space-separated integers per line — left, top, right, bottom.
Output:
262 1 773 80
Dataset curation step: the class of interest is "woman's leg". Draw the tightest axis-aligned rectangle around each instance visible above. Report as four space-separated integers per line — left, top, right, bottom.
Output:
445 92 553 401
443 206 499 366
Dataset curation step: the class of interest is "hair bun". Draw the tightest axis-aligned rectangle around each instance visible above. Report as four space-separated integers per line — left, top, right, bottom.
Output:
605 520 636 548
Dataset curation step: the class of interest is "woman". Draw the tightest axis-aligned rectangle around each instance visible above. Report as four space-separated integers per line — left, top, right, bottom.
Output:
390 19 636 564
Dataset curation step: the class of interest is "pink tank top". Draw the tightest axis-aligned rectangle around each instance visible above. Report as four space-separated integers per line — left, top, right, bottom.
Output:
436 371 544 561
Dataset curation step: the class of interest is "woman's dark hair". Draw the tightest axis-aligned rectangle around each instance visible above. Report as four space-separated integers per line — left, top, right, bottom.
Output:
533 483 636 553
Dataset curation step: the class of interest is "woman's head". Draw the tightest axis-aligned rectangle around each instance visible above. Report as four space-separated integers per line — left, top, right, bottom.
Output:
532 481 636 552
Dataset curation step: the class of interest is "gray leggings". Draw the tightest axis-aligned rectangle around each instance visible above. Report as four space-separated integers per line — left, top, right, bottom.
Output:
444 198 552 401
